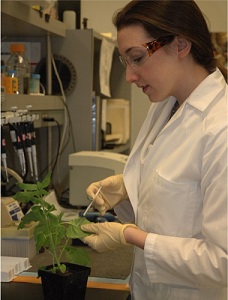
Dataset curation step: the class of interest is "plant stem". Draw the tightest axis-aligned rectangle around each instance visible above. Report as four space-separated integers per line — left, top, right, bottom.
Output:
42 199 61 268
58 237 70 262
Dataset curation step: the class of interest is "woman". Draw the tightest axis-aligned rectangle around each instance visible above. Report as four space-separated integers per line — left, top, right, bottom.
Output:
81 1 227 299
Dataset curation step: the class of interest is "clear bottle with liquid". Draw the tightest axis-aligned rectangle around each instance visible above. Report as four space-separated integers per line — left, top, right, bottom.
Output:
6 44 30 94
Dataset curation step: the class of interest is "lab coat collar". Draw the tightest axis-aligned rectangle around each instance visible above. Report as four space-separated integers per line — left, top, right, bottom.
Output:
163 69 226 130
184 68 226 113
155 69 226 141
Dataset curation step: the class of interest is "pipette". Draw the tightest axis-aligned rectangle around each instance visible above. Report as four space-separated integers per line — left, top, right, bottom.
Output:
1 126 9 182
24 122 34 178
30 122 38 181
15 124 26 177
83 185 102 217
9 123 26 176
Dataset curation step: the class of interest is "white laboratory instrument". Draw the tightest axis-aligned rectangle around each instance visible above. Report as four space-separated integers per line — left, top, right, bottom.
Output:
68 151 128 206
1 197 24 227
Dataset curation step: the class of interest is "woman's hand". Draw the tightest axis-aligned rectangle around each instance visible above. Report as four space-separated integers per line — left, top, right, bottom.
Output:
81 222 138 252
86 174 128 215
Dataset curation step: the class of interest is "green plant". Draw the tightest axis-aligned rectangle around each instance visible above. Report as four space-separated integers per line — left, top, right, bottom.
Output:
14 172 91 274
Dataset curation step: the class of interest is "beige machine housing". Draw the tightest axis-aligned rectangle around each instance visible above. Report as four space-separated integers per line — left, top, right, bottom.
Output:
69 151 128 206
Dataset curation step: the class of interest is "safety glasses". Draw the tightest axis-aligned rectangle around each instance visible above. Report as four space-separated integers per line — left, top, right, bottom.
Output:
119 35 175 68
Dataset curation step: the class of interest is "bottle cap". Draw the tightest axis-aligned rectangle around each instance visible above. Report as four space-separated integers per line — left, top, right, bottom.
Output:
8 70 16 74
10 44 25 53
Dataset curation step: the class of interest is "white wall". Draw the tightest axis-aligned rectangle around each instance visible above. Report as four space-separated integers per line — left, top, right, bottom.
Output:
196 1 227 32
81 0 127 39
81 0 227 34
81 0 227 148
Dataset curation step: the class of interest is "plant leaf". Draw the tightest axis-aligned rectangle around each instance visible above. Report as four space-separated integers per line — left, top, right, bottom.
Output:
34 224 47 252
65 246 90 267
38 188 49 196
66 217 91 239
14 172 51 205
17 208 42 229
39 199 56 211
40 172 52 189
14 191 40 204
58 264 67 273
51 264 66 274
17 182 38 191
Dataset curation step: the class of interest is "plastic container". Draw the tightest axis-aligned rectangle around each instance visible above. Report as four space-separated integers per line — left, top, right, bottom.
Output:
5 70 18 94
1 224 36 259
6 44 30 94
63 11 76 29
38 263 90 300
1 66 6 87
1 256 31 282
30 73 40 94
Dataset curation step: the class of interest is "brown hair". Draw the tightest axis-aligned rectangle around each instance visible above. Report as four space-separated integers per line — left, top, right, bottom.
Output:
113 0 227 81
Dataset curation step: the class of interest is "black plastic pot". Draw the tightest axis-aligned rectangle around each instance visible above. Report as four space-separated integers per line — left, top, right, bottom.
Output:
38 263 91 300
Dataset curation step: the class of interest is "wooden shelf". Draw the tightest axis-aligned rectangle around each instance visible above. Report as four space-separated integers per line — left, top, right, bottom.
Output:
1 1 66 38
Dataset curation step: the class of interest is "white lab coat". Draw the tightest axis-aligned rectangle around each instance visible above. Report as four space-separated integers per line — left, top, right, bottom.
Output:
115 69 227 300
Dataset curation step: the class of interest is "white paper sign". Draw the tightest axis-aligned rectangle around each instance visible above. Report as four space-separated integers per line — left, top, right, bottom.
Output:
99 38 115 97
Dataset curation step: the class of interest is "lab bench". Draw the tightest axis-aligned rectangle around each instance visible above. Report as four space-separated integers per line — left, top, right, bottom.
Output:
1 245 133 300
1 282 130 300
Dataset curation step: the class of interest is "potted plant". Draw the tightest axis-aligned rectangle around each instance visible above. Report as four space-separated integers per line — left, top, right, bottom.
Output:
14 172 91 300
